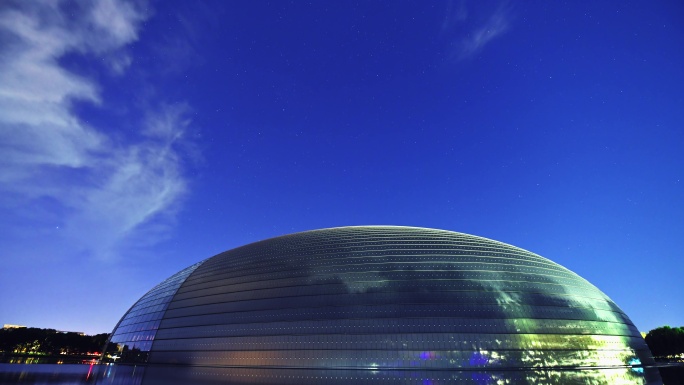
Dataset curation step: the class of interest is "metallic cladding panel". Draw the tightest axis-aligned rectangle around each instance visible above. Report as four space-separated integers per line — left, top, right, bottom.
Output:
106 226 659 384
104 261 204 364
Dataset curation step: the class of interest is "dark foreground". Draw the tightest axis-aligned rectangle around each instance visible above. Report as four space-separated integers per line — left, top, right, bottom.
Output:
0 363 681 385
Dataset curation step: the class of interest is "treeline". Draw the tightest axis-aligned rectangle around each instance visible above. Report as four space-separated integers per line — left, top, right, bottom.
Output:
645 326 684 359
0 327 109 356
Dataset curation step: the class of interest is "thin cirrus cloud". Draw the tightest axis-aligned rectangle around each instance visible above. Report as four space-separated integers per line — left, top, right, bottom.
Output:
445 1 513 61
0 0 193 260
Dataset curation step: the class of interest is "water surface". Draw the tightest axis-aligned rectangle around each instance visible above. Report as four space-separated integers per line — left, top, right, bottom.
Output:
2 363 679 385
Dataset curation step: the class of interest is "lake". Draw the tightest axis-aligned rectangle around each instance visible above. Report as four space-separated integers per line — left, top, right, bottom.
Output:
0 364 140 385
1 363 681 385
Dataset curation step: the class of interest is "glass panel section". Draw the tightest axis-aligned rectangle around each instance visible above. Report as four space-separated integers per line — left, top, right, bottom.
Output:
101 261 204 363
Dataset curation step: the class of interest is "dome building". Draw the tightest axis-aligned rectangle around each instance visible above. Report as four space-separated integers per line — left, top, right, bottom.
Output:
100 226 661 384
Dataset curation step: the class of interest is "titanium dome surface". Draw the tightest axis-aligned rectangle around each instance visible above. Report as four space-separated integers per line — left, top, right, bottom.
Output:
103 226 660 385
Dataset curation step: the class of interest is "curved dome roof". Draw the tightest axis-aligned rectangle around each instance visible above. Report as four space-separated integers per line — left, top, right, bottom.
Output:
103 226 659 384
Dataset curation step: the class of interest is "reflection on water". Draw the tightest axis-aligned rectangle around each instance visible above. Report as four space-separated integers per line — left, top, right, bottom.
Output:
1 363 677 385
0 364 140 385
3 357 99 365
0 363 97 384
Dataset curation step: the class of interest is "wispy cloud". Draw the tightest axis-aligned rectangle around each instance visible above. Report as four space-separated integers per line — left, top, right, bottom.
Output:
63 104 192 259
0 1 193 260
444 1 513 61
441 0 468 32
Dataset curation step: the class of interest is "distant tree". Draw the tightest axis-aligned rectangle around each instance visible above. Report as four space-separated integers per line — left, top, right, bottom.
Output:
0 328 49 354
0 327 110 356
645 326 684 358
90 333 110 354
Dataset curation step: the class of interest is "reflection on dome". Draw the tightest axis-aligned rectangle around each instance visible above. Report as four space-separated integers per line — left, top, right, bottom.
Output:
98 226 662 385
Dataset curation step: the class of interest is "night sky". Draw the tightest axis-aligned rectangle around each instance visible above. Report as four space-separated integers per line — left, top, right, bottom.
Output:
1 1 682 336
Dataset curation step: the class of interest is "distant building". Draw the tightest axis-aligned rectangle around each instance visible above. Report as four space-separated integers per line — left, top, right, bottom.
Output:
2 324 85 335
103 226 661 384
56 330 86 336
2 324 26 329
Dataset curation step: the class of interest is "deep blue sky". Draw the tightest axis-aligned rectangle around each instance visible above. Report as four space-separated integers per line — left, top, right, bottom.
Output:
1 0 682 335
